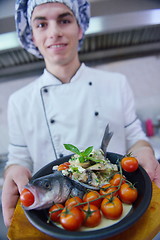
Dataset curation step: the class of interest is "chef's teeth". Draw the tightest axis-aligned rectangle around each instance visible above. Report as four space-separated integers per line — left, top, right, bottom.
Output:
51 44 65 48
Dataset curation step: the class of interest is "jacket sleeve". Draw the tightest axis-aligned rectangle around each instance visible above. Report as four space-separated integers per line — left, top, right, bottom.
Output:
6 95 33 172
122 78 148 150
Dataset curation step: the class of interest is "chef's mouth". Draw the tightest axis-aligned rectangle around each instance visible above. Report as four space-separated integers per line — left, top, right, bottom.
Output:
48 43 67 49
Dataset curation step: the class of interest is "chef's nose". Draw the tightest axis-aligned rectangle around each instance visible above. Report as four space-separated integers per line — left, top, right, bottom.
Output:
48 22 63 38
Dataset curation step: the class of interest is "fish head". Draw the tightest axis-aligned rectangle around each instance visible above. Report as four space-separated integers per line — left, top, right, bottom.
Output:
21 171 71 210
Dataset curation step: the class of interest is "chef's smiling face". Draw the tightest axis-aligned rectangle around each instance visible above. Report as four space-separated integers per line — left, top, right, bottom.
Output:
31 2 83 69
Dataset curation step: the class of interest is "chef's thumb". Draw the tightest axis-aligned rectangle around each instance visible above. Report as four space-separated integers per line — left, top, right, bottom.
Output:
16 169 32 193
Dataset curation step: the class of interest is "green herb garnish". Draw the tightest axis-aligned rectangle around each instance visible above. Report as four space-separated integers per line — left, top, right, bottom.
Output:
64 144 93 163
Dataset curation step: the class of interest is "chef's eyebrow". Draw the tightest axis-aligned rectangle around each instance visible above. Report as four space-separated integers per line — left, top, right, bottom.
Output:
59 12 74 19
32 12 74 22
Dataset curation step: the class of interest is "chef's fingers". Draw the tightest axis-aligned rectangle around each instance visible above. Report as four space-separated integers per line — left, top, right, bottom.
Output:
2 165 31 227
153 163 160 188
2 177 20 227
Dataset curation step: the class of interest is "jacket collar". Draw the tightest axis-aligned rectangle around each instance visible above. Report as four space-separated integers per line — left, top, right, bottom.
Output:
39 63 85 87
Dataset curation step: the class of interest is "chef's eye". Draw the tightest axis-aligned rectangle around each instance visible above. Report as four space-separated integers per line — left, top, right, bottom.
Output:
60 19 71 24
37 22 47 28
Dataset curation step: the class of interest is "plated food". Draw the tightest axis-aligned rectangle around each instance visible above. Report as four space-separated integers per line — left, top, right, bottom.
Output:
20 146 152 239
20 145 137 211
53 144 119 188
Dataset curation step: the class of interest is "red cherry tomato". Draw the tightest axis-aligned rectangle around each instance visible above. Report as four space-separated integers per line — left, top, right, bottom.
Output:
58 162 70 171
49 204 64 222
119 183 138 204
60 207 83 231
101 196 123 220
83 191 102 208
82 204 102 228
20 188 34 207
100 183 118 197
65 196 83 209
109 173 126 186
121 156 138 172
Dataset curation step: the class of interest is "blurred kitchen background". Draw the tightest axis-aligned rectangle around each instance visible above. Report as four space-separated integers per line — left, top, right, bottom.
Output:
0 0 160 239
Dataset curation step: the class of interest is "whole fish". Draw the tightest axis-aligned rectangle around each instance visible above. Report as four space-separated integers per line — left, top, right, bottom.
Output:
22 170 88 210
22 126 114 211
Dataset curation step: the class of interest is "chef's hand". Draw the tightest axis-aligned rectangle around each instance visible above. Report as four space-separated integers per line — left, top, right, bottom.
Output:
128 140 160 188
2 165 32 227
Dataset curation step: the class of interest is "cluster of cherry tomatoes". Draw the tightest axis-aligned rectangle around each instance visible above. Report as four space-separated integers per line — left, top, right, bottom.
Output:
48 154 139 231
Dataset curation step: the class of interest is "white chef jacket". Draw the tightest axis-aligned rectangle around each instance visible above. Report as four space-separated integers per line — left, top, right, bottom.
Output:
7 63 148 174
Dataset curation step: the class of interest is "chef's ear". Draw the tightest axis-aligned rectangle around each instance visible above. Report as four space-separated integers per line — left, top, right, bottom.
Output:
78 27 83 41
32 35 38 47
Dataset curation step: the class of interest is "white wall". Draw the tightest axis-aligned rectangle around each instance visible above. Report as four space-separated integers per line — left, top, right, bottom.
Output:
0 55 160 154
0 0 15 19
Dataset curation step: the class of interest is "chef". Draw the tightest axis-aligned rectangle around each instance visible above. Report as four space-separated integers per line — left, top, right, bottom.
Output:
2 0 160 228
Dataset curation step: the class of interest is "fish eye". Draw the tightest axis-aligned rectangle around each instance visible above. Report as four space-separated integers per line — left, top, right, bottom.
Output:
43 181 51 190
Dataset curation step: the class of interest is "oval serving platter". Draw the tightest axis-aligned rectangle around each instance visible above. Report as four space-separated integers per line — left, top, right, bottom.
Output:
24 152 152 240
